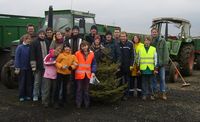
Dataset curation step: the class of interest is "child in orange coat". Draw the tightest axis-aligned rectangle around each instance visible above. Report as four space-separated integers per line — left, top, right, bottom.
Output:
55 43 78 108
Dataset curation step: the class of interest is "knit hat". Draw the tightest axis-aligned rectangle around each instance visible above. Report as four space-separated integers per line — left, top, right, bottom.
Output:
105 31 112 36
63 43 71 48
65 27 71 32
72 26 79 31
90 25 98 30
37 29 45 35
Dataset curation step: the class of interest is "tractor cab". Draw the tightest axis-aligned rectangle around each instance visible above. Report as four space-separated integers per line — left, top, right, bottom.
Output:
151 17 191 41
42 8 96 35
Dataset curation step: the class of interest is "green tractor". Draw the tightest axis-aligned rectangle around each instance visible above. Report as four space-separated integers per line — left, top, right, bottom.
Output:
151 17 195 82
0 6 119 88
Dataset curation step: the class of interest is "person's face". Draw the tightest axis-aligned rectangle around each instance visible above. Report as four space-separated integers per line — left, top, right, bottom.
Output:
38 32 45 40
46 30 53 39
133 36 139 43
24 36 31 44
120 33 127 43
81 45 89 52
65 30 71 37
114 30 120 39
94 39 100 45
64 46 71 53
27 26 35 35
72 29 79 36
151 29 158 38
56 32 63 40
144 38 151 46
106 35 112 41
91 29 97 36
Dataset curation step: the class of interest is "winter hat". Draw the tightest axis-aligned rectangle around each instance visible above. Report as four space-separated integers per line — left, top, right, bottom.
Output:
72 26 79 31
37 29 45 35
90 25 98 30
105 31 112 36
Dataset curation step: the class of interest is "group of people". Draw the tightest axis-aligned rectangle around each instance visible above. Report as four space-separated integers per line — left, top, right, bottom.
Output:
14 23 169 109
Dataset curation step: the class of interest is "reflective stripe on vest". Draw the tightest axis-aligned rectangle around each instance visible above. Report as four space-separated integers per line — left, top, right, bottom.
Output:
139 46 156 70
75 50 94 79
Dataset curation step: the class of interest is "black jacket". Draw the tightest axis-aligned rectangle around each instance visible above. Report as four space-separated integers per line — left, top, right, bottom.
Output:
85 33 95 45
119 40 134 73
30 37 50 70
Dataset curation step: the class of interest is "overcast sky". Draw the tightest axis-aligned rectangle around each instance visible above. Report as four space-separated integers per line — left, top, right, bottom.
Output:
0 0 199 36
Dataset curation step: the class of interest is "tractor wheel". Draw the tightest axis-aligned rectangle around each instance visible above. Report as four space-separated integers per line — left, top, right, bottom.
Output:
179 44 194 76
1 60 18 89
169 62 179 83
196 55 200 69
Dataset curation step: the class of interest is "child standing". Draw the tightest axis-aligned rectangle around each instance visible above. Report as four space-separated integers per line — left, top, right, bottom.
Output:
42 47 62 107
137 36 158 100
55 44 78 108
15 34 33 101
75 41 97 108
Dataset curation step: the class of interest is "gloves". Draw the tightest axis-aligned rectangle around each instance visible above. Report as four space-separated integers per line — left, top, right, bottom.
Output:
129 66 133 71
68 66 73 70
62 65 68 69
31 61 36 71
154 67 158 75
14 68 20 75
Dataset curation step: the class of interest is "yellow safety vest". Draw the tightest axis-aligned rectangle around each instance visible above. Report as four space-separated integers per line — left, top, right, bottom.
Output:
139 46 156 70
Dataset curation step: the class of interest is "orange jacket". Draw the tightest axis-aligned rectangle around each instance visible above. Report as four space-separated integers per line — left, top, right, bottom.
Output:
75 50 95 80
56 51 78 75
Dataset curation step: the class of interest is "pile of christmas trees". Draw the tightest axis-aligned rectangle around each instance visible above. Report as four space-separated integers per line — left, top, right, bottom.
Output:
89 53 127 103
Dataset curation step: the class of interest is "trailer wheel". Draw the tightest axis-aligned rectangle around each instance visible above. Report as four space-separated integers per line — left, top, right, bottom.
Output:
169 62 179 83
1 60 17 89
179 44 194 76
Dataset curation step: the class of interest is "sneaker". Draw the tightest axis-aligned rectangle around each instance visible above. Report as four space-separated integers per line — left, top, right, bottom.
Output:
150 96 155 100
161 93 167 100
33 96 38 101
19 98 25 102
142 96 147 100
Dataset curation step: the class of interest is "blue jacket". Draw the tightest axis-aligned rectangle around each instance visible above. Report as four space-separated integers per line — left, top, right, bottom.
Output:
15 44 31 70
119 40 134 73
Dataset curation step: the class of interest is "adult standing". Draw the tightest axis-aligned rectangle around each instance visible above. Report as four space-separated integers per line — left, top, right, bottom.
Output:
151 28 169 100
45 27 54 45
119 32 134 99
31 30 50 101
113 27 121 43
85 25 98 45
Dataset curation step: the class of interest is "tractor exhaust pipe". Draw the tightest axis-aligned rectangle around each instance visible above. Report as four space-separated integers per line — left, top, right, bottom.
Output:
48 5 53 29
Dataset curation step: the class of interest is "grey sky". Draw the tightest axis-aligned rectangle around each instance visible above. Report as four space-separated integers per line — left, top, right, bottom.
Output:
0 0 199 36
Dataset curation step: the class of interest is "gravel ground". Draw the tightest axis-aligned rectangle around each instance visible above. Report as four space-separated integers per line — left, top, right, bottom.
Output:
0 71 199 122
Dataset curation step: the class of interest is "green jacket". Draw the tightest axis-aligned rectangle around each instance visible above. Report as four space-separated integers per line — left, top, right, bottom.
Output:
151 36 169 66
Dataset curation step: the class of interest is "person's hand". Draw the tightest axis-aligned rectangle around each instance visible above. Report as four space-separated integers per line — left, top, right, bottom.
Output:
68 66 73 70
154 69 158 75
91 73 95 77
129 66 133 71
62 65 68 69
137 70 141 75
14 68 20 75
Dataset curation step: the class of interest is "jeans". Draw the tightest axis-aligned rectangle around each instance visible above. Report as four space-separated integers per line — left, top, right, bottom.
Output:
142 74 153 96
76 77 90 107
121 73 131 96
152 66 166 93
42 78 56 105
18 69 33 99
55 73 70 104
33 70 44 99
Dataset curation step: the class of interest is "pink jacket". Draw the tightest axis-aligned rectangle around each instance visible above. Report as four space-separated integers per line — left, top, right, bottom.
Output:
43 53 57 79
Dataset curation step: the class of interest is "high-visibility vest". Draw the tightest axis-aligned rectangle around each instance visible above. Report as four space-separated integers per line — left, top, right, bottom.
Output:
75 50 94 80
139 46 156 70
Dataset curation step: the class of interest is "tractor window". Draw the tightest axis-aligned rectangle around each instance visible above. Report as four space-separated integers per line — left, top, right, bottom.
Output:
43 14 73 33
168 24 181 40
74 17 95 34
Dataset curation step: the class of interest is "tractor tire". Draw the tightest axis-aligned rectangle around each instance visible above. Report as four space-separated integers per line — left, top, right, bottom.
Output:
169 62 179 83
179 44 194 76
196 55 200 69
1 60 18 89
